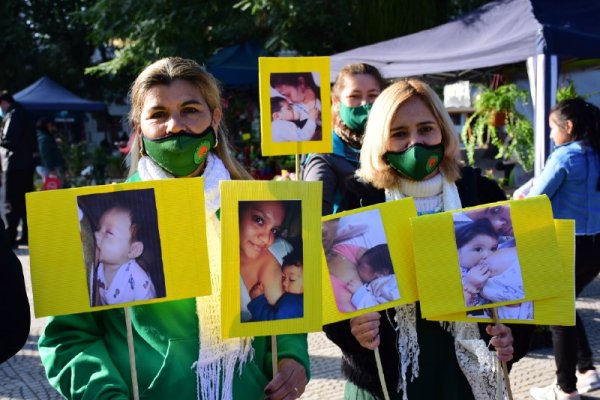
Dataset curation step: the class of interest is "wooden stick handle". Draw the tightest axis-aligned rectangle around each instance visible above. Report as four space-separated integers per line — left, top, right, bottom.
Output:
124 307 140 400
272 335 278 377
374 347 390 400
491 308 513 400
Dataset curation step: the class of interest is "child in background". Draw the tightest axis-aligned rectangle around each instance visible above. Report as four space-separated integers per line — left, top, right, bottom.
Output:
271 96 318 142
346 244 399 309
247 246 304 321
91 205 156 306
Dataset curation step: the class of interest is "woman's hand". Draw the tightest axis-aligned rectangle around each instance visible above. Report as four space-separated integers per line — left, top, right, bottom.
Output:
486 323 514 362
264 358 307 400
346 279 362 294
350 312 381 350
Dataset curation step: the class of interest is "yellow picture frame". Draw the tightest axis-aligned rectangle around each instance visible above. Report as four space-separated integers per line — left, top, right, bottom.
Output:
259 56 332 156
428 219 575 325
26 178 211 317
412 196 563 318
322 199 418 324
220 180 322 338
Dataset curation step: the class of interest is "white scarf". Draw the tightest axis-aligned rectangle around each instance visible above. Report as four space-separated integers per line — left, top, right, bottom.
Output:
138 154 253 400
385 173 501 400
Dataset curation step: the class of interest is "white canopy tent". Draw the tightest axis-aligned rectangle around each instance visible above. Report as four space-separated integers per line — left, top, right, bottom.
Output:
331 0 600 175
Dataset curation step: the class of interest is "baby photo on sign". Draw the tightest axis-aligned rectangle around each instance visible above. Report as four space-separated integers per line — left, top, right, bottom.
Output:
239 200 303 323
454 205 533 320
270 72 322 142
322 209 400 313
77 189 166 307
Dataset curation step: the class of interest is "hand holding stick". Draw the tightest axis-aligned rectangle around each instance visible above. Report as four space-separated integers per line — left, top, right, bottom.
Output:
490 308 514 400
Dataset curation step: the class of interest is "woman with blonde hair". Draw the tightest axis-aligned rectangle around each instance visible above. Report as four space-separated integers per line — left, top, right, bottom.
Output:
39 57 309 400
324 79 532 399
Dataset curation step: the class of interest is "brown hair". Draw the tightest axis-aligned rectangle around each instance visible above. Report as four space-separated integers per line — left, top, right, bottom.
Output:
331 63 386 147
356 79 462 189
127 57 251 180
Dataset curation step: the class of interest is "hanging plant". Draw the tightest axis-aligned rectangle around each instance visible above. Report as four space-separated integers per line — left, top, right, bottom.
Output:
461 83 534 172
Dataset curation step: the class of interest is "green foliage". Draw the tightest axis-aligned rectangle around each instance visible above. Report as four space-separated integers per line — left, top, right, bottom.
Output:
461 84 534 172
556 79 599 103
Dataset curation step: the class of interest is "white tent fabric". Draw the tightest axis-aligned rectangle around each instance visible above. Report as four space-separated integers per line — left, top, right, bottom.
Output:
330 0 600 175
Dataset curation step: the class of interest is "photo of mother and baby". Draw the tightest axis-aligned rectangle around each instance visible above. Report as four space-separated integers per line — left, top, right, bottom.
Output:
453 205 533 320
239 200 304 322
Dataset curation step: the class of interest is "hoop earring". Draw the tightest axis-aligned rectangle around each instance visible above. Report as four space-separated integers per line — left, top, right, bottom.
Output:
214 135 219 149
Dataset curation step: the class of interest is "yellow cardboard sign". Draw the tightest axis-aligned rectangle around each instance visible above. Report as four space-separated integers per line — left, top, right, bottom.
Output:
322 199 419 324
26 178 211 317
428 219 575 325
259 56 332 156
221 180 322 338
412 196 563 318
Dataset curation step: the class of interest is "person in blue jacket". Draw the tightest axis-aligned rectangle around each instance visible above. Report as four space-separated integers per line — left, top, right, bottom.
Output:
524 98 600 400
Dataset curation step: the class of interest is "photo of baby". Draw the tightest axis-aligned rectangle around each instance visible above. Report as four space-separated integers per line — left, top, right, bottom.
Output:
77 189 166 307
454 205 533 320
239 200 304 322
322 209 400 313
270 72 322 142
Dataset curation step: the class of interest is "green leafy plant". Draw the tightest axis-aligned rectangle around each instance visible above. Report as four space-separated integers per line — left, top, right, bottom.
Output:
461 83 534 172
556 79 599 102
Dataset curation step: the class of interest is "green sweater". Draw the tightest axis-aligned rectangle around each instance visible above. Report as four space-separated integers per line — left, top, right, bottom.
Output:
39 300 309 399
38 171 310 399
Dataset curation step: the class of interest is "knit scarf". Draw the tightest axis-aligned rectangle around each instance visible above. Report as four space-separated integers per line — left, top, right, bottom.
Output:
138 154 253 400
385 173 501 400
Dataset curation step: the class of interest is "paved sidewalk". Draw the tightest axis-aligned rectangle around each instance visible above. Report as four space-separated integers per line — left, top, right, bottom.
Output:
2 249 599 399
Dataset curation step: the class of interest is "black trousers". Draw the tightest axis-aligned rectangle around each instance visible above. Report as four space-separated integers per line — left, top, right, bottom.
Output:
3 168 34 244
552 234 600 393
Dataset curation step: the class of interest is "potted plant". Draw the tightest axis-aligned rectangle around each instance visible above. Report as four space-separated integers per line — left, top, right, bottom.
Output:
461 83 534 173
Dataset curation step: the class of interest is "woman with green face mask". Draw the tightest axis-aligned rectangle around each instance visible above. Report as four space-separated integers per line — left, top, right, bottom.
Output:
323 79 534 400
302 63 386 215
39 57 310 400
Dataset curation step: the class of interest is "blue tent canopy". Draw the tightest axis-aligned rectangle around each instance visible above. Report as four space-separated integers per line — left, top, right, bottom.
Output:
14 76 106 112
206 41 266 86
331 0 600 175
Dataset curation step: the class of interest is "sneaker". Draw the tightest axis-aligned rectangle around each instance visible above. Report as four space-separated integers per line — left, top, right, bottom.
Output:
577 369 600 394
530 383 580 400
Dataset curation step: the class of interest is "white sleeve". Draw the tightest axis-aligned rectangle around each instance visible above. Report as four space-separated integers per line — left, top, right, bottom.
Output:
272 120 300 142
351 284 379 309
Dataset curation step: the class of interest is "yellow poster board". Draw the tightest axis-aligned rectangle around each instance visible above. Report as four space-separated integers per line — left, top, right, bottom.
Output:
428 219 575 325
322 199 419 324
26 178 211 317
412 196 563 318
259 56 332 156
220 180 322 338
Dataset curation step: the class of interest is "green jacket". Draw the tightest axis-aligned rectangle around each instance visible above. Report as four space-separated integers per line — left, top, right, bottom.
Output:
39 300 309 399
39 171 310 399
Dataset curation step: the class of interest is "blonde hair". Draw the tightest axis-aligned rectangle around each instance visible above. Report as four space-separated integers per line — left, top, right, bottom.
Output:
331 63 386 145
357 79 462 189
127 57 251 180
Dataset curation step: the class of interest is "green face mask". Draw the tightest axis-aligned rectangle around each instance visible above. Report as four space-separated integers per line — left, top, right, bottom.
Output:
142 127 216 177
385 143 444 181
338 102 373 132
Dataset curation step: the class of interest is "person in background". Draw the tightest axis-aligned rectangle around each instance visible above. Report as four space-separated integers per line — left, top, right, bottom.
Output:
35 116 65 179
324 79 532 399
523 98 600 400
0 91 37 248
0 218 30 363
39 57 309 400
302 63 386 215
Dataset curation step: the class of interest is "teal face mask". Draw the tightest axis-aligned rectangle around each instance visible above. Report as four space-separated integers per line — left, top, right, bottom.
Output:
338 102 373 132
142 127 216 177
384 143 444 181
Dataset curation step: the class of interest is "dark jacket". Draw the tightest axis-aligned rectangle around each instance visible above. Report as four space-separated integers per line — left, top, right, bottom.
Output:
324 167 534 399
0 103 38 171
37 129 65 171
0 218 31 363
